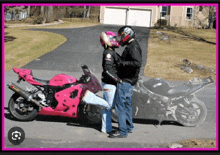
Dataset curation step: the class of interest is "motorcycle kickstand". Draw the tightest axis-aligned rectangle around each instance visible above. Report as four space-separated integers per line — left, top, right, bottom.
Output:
154 114 164 128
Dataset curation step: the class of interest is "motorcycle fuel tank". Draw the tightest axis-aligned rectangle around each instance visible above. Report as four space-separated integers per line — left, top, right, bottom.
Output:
143 78 171 96
49 74 77 86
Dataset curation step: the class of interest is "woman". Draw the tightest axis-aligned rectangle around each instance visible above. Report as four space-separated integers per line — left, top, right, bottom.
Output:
83 31 122 134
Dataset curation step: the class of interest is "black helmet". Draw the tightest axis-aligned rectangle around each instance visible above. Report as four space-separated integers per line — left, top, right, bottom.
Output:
117 26 135 46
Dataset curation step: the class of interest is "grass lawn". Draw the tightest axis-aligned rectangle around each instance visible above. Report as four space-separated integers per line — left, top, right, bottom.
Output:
4 19 100 71
4 27 67 70
180 28 216 43
145 27 216 81
32 18 100 29
5 18 100 29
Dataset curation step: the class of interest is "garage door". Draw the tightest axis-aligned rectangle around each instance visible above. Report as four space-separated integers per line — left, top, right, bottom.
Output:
103 8 126 25
127 9 151 27
103 8 151 27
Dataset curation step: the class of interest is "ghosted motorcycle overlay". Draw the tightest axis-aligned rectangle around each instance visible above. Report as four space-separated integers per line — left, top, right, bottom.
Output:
111 76 214 127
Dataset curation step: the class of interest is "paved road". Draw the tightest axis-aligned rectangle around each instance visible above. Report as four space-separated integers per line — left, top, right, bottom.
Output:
3 25 217 149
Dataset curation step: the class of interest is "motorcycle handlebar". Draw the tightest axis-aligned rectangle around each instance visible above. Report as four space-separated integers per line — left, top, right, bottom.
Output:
17 77 24 83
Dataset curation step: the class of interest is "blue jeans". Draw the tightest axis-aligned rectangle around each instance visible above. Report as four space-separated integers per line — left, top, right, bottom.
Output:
101 82 116 133
115 82 134 137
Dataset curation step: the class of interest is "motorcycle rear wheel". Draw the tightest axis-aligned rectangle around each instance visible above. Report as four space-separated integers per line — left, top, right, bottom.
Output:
8 93 38 121
175 98 207 127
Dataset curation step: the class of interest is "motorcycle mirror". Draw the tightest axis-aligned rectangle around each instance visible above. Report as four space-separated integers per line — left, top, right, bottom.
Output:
81 65 88 69
81 65 91 74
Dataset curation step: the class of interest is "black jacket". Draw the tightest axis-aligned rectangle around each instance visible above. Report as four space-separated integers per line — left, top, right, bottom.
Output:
117 40 142 85
102 49 121 86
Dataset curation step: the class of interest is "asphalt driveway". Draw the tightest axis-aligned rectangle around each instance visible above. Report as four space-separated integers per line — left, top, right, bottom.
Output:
22 24 149 76
3 24 217 149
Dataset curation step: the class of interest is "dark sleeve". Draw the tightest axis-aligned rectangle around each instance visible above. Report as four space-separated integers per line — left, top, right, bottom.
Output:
103 51 121 83
121 46 142 68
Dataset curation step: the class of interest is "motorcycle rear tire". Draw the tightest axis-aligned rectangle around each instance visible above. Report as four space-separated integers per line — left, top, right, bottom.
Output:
8 93 38 121
176 98 207 127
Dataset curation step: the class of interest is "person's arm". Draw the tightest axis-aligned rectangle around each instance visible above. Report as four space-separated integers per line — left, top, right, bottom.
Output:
118 46 142 68
103 52 122 83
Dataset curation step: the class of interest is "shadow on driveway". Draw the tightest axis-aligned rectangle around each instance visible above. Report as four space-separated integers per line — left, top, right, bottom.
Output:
4 106 182 130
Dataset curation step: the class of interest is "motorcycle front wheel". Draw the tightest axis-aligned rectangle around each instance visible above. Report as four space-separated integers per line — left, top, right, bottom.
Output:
175 98 207 127
8 93 38 121
111 108 118 123
84 104 102 125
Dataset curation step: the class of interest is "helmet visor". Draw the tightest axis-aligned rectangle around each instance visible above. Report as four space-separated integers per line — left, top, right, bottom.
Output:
116 36 121 43
101 32 119 48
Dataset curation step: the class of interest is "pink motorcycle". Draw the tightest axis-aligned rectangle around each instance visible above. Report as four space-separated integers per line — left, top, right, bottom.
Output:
7 65 103 124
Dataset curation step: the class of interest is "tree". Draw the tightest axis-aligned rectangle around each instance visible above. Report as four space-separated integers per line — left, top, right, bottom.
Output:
86 6 91 18
193 6 216 29
40 6 44 15
45 6 53 23
5 6 26 20
53 6 66 20
65 6 73 18
208 6 216 29
4 6 10 17
27 6 30 17
83 6 86 18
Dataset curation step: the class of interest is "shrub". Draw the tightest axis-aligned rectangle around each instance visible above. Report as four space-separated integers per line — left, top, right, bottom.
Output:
23 15 45 24
23 18 34 24
29 15 44 24
157 19 168 26
34 14 45 24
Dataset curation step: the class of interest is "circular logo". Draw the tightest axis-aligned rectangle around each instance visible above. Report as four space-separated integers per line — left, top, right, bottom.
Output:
8 127 25 145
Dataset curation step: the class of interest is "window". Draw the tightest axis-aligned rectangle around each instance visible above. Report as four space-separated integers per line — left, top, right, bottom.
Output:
199 6 203 11
161 6 168 17
186 7 193 19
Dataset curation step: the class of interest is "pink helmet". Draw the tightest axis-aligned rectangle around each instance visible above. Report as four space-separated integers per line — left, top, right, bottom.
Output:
100 31 119 48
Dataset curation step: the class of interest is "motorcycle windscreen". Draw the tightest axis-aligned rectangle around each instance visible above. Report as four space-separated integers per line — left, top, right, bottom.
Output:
82 67 102 93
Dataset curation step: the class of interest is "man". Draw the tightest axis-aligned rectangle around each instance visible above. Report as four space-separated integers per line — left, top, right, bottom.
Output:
109 26 142 138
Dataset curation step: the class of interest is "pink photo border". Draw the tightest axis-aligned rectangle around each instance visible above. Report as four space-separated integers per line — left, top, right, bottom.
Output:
2 2 219 151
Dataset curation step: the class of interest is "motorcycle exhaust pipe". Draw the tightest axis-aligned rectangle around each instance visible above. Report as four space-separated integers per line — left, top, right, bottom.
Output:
7 82 44 108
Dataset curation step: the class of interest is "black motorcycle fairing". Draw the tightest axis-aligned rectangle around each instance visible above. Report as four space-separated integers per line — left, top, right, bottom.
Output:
167 83 189 96
142 78 171 96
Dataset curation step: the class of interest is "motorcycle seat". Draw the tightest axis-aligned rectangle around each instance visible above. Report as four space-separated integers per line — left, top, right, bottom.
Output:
167 84 189 96
33 77 49 85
